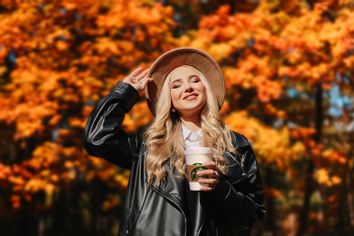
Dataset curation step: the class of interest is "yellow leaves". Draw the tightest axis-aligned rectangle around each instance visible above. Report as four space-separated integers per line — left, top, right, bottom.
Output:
69 117 86 129
25 178 50 193
224 111 305 169
24 178 57 206
96 1 174 38
85 170 96 182
220 100 230 114
0 0 180 214
95 37 120 55
123 101 153 132
185 36 210 53
321 150 348 165
0 5 38 50
49 114 61 126
309 63 332 83
55 41 69 51
290 127 316 139
223 67 247 87
264 104 287 119
0 65 7 76
343 55 354 68
64 161 75 169
180 0 354 92
0 163 12 180
88 156 106 168
223 55 282 102
50 174 59 183
0 65 67 139
114 174 129 189
101 194 121 211
30 142 61 169
9 176 25 186
1 157 60 209
98 167 118 182
62 171 77 181
256 78 282 102
11 195 21 209
208 43 233 62
83 105 94 118
286 48 302 64
264 187 284 199
314 168 342 186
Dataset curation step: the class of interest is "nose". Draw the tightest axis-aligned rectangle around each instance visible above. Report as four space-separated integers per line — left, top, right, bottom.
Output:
184 83 193 92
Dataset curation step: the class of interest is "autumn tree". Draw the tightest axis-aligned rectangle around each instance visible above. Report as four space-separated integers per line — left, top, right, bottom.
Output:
175 0 353 234
0 0 175 235
0 0 353 235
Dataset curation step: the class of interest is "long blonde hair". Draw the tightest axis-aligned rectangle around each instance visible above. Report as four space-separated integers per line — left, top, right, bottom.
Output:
144 65 237 187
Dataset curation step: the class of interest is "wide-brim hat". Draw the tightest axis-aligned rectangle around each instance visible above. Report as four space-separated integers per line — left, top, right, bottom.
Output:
145 47 225 115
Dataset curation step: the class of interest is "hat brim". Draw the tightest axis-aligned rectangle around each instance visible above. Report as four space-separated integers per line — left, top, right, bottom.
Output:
146 47 225 115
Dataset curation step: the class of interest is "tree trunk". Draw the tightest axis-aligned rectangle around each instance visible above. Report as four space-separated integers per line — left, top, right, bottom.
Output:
346 152 354 231
296 83 323 236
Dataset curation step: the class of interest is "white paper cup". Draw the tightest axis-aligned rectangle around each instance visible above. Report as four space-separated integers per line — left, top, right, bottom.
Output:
185 147 212 191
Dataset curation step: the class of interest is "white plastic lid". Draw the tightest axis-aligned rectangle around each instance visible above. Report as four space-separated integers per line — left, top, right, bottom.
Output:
185 147 212 155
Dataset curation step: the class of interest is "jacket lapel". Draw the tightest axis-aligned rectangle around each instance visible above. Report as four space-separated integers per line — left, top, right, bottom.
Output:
152 161 211 236
151 160 188 218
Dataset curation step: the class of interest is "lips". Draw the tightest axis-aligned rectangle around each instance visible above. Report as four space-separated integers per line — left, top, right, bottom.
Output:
183 93 198 100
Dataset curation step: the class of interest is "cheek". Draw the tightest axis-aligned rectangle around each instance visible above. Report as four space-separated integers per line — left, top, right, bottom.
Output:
198 85 207 97
194 82 206 92
170 90 180 105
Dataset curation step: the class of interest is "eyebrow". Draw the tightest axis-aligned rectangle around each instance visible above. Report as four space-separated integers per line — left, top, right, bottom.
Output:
171 75 199 83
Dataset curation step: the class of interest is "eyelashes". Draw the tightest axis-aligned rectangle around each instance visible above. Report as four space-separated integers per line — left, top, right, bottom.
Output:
170 77 201 89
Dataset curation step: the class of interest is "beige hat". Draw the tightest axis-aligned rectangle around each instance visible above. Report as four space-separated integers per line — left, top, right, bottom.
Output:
145 47 225 115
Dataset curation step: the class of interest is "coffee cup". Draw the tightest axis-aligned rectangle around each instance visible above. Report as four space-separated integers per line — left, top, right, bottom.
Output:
185 147 212 191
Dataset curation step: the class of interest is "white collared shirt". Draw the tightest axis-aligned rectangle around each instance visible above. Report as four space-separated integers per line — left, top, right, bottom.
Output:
182 125 203 147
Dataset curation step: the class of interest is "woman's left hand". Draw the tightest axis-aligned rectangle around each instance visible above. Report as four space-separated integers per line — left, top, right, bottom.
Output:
197 162 221 192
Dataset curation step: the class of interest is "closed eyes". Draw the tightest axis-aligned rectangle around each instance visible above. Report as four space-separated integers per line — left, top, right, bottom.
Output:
171 76 200 89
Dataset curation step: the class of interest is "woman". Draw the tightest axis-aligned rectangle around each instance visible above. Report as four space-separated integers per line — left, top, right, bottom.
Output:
84 48 265 236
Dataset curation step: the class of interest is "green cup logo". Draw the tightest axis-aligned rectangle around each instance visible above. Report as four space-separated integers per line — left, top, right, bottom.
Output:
191 163 208 181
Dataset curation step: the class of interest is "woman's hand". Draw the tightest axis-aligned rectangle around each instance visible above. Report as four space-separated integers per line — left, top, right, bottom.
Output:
197 162 221 192
122 67 152 96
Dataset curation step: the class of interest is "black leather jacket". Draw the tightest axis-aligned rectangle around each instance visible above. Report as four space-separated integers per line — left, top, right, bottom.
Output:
84 82 265 236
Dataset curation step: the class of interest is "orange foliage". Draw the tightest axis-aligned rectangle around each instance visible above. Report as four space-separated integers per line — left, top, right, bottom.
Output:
224 111 305 170
0 0 178 210
314 168 342 186
0 4 352 234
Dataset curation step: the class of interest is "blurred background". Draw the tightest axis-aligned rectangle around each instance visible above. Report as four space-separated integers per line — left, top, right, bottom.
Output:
0 0 353 235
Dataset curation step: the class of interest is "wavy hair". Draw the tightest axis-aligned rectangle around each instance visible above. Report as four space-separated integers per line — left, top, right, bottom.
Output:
144 65 237 187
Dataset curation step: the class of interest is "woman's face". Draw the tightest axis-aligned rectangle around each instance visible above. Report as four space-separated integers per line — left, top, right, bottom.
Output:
169 65 207 117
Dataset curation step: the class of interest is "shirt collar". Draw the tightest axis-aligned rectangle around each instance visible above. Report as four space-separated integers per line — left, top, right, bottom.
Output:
182 125 202 141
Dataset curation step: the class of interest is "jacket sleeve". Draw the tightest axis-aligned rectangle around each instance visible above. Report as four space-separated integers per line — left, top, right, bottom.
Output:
201 132 265 228
83 81 142 169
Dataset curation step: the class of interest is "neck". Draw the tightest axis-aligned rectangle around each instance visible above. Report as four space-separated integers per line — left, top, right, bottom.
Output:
180 115 201 132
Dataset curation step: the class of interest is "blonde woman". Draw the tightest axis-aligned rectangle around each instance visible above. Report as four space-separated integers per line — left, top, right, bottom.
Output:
84 48 265 236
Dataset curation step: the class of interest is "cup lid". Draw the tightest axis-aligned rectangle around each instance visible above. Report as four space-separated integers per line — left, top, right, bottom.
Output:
185 147 212 155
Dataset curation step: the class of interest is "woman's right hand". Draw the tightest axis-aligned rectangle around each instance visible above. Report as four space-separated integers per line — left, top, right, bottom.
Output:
122 67 152 95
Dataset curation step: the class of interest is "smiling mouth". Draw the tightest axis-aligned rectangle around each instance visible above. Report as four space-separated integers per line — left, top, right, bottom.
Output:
184 94 198 100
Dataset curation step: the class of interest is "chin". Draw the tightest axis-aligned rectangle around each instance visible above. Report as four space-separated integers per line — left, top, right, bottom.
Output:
180 105 205 115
